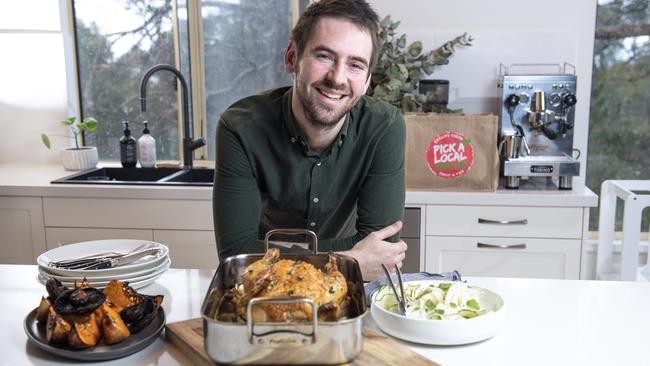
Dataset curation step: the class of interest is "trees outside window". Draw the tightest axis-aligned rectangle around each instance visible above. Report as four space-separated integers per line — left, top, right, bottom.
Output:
73 0 304 162
588 0 650 230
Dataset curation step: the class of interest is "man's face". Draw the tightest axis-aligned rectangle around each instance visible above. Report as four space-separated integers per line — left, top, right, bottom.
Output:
286 17 373 129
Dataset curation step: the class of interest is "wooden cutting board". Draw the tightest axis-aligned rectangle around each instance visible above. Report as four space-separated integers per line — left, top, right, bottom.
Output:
165 318 439 366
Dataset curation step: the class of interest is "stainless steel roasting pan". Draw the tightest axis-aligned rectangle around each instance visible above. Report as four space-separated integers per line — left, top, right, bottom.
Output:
200 229 368 364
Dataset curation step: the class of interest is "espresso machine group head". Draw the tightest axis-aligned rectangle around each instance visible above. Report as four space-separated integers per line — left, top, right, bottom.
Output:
497 63 580 190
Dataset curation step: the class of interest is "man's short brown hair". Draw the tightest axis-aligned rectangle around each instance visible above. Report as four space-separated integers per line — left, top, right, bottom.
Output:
291 0 380 72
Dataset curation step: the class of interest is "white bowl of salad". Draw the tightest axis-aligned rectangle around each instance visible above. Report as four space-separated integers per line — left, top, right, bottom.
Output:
370 280 505 345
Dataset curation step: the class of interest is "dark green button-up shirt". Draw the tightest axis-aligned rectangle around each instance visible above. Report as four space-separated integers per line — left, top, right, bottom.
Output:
213 86 405 259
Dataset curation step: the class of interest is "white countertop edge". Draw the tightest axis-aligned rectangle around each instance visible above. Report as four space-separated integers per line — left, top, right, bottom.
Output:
0 163 598 206
406 186 598 207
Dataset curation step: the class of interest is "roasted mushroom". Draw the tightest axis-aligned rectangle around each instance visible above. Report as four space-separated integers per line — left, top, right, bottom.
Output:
35 278 163 348
119 297 158 333
45 278 67 300
53 288 106 315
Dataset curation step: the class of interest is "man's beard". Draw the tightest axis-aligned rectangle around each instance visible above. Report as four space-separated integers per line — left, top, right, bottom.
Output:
296 78 357 130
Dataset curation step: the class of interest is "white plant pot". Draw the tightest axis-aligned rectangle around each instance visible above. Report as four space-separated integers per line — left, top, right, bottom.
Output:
61 146 98 171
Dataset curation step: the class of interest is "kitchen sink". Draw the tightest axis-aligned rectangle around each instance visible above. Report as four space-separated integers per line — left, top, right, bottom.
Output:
165 168 214 183
51 167 214 186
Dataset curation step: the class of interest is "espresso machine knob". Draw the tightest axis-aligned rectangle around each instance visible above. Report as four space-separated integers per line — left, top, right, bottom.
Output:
549 93 562 107
563 94 577 107
505 94 520 107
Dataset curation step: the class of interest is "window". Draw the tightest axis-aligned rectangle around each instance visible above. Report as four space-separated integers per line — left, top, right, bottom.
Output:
73 0 183 161
72 0 307 162
201 0 301 159
587 0 650 230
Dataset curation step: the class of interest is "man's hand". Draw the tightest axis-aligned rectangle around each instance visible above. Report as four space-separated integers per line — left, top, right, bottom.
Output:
340 221 408 281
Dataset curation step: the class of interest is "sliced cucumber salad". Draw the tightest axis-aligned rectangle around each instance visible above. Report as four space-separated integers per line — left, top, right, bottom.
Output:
375 282 490 320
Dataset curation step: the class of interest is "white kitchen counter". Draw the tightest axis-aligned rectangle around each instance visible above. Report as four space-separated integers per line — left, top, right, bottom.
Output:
0 163 597 206
2 264 647 366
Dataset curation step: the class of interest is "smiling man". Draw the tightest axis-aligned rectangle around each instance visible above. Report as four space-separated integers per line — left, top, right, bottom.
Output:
213 0 406 280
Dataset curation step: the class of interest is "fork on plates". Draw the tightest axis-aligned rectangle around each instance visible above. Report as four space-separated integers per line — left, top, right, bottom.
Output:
47 243 157 269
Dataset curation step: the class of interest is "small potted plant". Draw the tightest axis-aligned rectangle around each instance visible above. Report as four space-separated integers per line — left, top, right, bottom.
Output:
42 116 99 171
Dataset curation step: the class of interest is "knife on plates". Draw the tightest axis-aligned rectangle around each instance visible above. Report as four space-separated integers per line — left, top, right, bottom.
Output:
83 247 161 270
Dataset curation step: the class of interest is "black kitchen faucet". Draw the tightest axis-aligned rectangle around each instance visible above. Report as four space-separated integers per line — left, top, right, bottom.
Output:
139 64 205 168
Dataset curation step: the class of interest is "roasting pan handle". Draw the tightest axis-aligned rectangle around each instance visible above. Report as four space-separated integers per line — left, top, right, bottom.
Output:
264 229 319 254
247 296 318 347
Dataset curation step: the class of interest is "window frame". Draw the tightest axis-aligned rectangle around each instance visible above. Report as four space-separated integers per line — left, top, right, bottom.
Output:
63 0 307 164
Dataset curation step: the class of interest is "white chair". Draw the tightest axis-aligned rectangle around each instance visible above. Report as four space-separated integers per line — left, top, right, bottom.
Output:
596 180 650 281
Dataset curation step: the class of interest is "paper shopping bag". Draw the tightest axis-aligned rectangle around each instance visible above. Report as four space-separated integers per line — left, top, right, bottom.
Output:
404 113 499 192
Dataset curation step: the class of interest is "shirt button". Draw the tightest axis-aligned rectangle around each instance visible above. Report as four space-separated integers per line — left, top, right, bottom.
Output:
316 162 322 167
309 222 316 227
290 137 296 143
313 197 319 203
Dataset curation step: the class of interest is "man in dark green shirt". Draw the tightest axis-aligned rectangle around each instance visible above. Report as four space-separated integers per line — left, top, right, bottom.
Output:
213 0 407 280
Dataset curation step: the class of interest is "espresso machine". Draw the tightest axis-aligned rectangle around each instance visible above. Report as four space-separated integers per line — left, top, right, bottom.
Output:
497 63 580 190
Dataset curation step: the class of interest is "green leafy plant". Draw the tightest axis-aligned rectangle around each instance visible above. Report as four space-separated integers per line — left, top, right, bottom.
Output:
42 117 98 150
368 15 473 113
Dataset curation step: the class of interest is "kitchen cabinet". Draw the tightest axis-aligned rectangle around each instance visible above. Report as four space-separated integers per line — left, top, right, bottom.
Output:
41 196 216 269
153 230 218 269
0 165 598 275
0 196 46 264
425 236 580 279
45 227 153 249
43 197 213 230
422 204 586 279
401 206 422 273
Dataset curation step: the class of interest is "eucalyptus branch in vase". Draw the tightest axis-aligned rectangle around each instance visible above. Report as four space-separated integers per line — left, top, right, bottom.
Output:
368 15 473 113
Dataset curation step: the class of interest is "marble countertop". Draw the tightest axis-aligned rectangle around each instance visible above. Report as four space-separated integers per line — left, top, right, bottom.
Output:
0 163 598 207
3 264 648 366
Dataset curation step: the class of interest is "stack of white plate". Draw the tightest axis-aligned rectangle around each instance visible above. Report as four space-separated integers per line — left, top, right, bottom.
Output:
37 239 170 289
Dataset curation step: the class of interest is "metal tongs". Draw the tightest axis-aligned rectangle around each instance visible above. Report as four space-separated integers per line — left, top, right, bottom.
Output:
381 263 406 315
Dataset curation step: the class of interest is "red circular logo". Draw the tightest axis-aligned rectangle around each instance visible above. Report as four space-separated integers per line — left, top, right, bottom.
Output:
425 132 474 179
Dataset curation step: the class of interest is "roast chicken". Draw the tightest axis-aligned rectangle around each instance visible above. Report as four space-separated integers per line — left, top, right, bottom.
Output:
234 248 348 322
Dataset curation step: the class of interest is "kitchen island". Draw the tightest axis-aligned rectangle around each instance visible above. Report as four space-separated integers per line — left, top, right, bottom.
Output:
2 264 647 366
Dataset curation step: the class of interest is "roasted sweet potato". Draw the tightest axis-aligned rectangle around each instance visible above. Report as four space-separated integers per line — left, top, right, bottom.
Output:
35 296 51 323
38 279 162 348
99 303 130 345
103 280 142 311
73 278 91 289
46 307 71 344
67 312 101 348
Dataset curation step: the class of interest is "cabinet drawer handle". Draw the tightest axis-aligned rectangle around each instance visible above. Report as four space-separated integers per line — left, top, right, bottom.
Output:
478 218 528 225
477 242 526 249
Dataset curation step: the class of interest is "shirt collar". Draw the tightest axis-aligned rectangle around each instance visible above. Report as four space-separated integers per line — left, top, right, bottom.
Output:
282 87 349 150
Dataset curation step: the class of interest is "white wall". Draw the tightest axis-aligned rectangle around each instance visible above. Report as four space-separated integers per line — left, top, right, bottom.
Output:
0 0 71 165
370 0 597 190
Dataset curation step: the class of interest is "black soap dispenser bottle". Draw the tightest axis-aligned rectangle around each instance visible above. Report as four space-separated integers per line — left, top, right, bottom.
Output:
120 121 137 168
